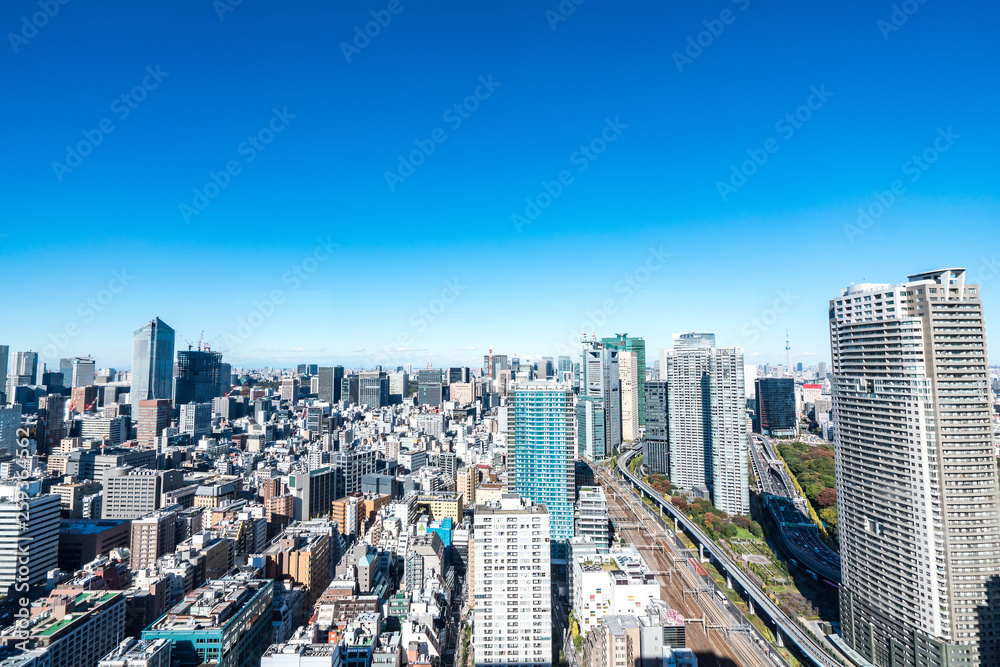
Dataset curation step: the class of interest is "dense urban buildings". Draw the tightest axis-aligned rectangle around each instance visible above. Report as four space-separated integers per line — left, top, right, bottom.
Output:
831 268 1000 666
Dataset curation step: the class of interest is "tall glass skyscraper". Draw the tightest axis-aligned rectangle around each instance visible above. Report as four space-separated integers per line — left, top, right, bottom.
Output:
602 333 646 427
831 269 1000 666
578 338 620 460
753 378 796 437
510 380 575 562
131 318 175 414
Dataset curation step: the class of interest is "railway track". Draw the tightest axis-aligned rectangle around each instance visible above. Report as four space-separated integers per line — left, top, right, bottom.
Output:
599 467 783 667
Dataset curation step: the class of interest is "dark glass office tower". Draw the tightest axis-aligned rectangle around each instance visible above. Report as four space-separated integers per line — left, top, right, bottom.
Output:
173 350 222 405
754 378 796 437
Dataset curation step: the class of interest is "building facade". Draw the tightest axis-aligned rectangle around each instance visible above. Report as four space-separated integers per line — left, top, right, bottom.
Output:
831 268 1000 666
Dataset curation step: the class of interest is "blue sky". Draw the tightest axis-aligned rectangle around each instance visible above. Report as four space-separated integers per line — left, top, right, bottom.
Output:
2 0 998 370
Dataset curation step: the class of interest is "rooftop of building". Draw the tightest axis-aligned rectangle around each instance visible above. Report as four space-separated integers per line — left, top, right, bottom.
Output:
60 519 130 534
0 591 124 646
144 577 270 633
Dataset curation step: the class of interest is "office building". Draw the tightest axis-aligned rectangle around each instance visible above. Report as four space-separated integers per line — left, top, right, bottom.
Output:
263 530 332 605
0 344 7 402
39 393 67 453
317 366 342 403
661 339 748 515
72 356 97 388
179 402 212 440
642 380 669 475
753 378 796 437
473 494 552 667
13 350 39 385
288 466 335 521
483 353 508 380
0 590 126 667
359 372 389 409
831 268 1000 666
137 399 171 449
0 404 22 455
0 481 60 590
131 318 176 415
142 575 274 667
417 370 443 407
510 380 575 559
102 468 185 520
577 338 620 461
603 334 646 428
334 448 377 498
341 375 360 405
388 371 408 404
571 547 660 636
218 363 232 396
58 518 131 571
131 507 180 569
173 350 223 405
280 377 299 402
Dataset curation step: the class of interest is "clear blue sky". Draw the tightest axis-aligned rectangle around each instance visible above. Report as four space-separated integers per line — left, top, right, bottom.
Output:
2 0 998 370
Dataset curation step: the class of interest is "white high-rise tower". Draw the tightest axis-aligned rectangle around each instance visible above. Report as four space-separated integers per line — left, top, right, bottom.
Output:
831 268 1000 666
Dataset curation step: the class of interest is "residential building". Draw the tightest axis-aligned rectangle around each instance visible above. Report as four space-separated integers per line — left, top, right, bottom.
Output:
131 507 180 569
574 486 609 551
660 339 748 515
473 494 551 667
831 268 1000 666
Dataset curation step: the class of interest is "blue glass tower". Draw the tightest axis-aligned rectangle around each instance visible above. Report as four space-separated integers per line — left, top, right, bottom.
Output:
131 317 175 413
510 380 575 562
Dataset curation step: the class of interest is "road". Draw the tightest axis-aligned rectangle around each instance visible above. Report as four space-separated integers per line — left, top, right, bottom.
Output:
597 466 785 667
615 449 843 667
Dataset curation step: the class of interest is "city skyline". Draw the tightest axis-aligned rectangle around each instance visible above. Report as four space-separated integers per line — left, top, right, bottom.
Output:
2 2 998 369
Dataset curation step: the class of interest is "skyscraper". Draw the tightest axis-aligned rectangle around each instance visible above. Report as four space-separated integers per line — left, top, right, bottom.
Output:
417 369 443 407
358 372 389 409
317 366 336 402
473 494 552 667
618 350 640 441
510 380 575 560
13 350 38 385
642 380 669 475
131 318 176 414
0 481 59 590
661 338 748 514
577 338 620 460
754 378 796 437
602 334 646 427
830 268 1000 666
0 345 8 402
72 356 96 388
173 350 222 405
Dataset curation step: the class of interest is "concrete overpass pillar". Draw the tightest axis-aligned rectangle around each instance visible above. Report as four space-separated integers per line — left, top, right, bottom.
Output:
748 598 754 615
775 628 783 648
726 574 732 590
699 543 705 562
674 517 678 532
